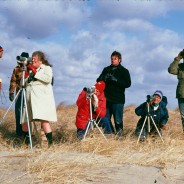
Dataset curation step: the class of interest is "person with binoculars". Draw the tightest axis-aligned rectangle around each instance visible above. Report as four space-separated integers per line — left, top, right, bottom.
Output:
168 49 184 132
96 51 131 137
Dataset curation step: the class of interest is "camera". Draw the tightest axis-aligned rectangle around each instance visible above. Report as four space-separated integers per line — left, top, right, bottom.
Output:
16 56 32 66
179 49 184 58
146 95 156 103
83 86 95 97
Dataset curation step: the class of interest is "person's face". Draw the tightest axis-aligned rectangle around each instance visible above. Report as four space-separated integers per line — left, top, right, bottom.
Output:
32 55 42 68
153 95 161 104
95 89 101 96
0 50 3 58
111 55 121 66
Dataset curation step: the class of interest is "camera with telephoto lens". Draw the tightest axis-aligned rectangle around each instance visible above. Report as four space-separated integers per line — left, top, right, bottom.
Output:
83 86 95 97
16 56 32 66
179 49 184 58
146 95 156 103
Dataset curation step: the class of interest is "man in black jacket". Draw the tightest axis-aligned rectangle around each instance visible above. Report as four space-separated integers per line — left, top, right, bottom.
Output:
97 51 131 136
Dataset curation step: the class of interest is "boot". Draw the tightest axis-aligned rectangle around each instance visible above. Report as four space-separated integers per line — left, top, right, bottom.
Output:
45 132 53 147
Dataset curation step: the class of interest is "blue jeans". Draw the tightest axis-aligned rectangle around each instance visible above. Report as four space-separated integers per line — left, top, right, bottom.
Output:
178 98 184 129
15 92 23 136
106 101 124 134
100 117 113 134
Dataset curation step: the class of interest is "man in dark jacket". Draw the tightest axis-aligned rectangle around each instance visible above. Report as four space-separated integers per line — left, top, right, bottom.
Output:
96 51 131 136
135 90 169 140
168 49 184 131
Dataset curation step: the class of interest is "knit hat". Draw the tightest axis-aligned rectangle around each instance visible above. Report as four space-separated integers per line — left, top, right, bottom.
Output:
153 90 163 100
20 52 29 58
94 81 105 93
0 46 3 52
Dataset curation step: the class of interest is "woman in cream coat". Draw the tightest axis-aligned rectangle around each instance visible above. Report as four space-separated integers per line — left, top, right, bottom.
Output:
22 51 57 146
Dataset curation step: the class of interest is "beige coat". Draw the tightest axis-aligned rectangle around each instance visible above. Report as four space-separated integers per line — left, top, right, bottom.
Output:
25 64 57 122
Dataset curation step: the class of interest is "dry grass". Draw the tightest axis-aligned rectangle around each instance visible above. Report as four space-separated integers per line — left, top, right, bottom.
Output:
0 104 184 183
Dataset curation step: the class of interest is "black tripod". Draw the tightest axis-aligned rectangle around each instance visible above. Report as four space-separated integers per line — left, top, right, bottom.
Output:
137 101 164 144
0 65 33 149
83 92 107 142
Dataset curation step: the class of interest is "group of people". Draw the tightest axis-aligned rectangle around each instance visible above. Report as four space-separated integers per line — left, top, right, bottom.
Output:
1 46 57 147
75 49 184 141
1 46 184 145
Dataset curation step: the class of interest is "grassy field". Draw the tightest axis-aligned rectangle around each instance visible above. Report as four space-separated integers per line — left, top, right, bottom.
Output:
0 104 183 183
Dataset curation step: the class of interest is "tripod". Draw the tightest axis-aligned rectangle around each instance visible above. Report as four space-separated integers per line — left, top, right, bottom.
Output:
0 65 33 149
137 102 164 144
83 93 107 142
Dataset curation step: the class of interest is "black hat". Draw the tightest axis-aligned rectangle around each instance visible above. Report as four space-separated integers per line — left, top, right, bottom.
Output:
20 52 29 58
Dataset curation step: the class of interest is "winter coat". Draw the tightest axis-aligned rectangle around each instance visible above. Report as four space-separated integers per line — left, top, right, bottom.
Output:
97 64 131 104
75 90 106 130
25 64 57 122
168 59 184 98
135 101 169 130
9 66 22 94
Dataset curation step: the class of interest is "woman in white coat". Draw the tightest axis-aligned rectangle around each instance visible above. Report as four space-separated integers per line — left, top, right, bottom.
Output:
22 51 57 146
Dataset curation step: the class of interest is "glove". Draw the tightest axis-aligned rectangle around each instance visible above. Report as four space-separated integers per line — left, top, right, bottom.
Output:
92 94 98 111
106 75 118 82
9 93 14 102
28 72 37 83
24 71 29 78
0 82 2 90
27 64 37 74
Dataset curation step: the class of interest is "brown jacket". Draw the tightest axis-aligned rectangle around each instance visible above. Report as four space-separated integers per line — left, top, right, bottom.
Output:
9 66 22 94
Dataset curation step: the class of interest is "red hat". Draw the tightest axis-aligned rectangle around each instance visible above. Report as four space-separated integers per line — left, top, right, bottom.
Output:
94 81 105 93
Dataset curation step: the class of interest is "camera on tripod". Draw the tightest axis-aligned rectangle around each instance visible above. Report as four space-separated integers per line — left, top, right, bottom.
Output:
16 56 32 66
83 86 95 98
146 95 156 103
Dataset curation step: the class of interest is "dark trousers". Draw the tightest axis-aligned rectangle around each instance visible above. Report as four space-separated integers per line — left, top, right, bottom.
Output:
106 101 124 133
178 98 184 130
15 93 23 136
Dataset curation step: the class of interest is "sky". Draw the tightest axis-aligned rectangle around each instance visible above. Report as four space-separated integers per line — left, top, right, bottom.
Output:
0 0 184 110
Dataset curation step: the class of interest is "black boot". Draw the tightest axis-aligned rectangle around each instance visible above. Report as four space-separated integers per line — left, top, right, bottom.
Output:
45 132 53 146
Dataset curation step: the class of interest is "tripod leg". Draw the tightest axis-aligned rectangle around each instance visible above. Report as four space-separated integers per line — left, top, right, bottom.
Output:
150 116 164 143
93 120 108 142
137 116 147 144
0 89 21 125
22 89 33 149
83 120 91 139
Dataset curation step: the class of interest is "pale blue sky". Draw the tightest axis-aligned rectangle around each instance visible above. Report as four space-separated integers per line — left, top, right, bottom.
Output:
0 0 184 110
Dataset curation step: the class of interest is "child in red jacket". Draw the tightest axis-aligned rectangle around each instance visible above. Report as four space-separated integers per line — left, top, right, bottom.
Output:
76 81 106 140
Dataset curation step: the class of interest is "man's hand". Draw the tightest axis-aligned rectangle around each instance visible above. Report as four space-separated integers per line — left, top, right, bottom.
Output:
9 93 14 102
0 82 2 90
27 64 37 74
